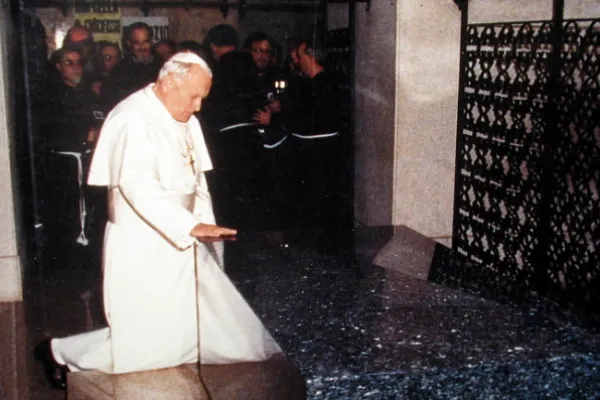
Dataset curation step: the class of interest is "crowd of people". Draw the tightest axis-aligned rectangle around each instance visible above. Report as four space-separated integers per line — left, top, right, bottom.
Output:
32 21 353 270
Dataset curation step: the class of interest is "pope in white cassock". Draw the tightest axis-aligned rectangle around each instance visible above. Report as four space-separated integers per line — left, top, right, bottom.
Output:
34 52 282 389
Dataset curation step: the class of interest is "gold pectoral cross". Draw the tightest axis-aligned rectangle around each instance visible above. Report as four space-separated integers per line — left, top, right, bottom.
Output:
182 144 196 175
181 133 196 175
188 152 196 175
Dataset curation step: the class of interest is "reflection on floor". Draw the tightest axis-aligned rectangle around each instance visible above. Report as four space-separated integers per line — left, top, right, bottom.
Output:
3 226 600 399
67 353 305 400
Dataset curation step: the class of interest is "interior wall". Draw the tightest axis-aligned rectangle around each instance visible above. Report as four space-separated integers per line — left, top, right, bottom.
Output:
35 6 239 52
0 8 22 302
468 0 551 23
327 3 348 31
563 0 600 18
469 0 599 22
343 0 599 240
352 0 397 226
238 10 318 51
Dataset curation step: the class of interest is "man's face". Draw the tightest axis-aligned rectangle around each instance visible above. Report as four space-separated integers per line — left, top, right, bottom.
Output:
250 39 272 70
290 46 300 68
128 28 152 63
295 43 311 76
56 51 83 87
102 46 120 74
154 42 174 62
165 65 212 122
210 44 236 61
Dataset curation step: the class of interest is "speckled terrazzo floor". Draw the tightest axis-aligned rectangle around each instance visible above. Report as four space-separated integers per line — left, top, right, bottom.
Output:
225 228 600 399
5 226 600 399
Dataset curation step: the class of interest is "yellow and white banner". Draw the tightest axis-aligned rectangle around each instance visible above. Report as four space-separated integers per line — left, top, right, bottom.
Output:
74 1 122 45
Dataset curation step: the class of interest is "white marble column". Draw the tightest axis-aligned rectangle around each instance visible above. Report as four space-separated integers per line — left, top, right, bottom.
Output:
0 8 22 302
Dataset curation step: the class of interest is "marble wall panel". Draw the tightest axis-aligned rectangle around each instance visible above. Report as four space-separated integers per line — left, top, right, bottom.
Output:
564 0 600 18
469 0 552 24
0 7 21 302
392 0 461 238
0 9 17 258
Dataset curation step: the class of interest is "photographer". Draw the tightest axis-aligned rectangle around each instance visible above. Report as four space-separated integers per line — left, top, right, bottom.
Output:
242 31 280 106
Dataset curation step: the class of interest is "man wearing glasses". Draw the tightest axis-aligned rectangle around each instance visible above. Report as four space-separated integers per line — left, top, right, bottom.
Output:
44 46 103 151
242 31 281 109
63 25 97 81
245 31 274 72
35 45 105 270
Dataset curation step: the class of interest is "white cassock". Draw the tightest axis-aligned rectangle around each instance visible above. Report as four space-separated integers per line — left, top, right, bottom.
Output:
52 84 282 374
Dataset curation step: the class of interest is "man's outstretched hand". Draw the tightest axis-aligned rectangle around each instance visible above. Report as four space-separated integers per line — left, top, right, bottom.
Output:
190 223 237 242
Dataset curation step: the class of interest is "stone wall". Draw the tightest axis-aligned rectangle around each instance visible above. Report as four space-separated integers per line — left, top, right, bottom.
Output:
0 8 21 302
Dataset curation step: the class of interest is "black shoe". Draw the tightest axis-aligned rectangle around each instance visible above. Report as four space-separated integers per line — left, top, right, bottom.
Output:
34 339 68 389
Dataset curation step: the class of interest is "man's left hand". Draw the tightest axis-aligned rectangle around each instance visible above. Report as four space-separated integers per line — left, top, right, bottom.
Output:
87 127 100 144
253 108 272 125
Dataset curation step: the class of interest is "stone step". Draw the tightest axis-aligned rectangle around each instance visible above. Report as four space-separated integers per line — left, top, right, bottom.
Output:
67 353 306 400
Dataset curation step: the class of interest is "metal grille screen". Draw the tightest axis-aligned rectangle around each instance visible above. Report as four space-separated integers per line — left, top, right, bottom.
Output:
453 18 600 324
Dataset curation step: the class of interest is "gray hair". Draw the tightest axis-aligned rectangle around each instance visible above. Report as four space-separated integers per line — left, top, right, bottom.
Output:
158 51 212 80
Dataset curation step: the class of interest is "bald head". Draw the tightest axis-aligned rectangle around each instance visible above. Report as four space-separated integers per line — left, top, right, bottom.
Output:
65 25 94 58
67 26 91 43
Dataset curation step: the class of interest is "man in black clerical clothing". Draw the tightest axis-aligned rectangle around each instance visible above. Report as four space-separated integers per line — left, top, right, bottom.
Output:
201 24 268 229
242 31 282 115
62 25 97 84
102 22 161 110
91 41 121 94
35 45 106 268
253 38 351 229
201 24 256 131
37 46 103 156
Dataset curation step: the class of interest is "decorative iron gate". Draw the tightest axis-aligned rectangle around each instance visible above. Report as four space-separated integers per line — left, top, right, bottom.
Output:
452 4 600 325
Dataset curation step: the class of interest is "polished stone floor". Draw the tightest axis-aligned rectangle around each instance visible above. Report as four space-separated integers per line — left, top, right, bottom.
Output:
225 228 600 399
3 225 600 399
